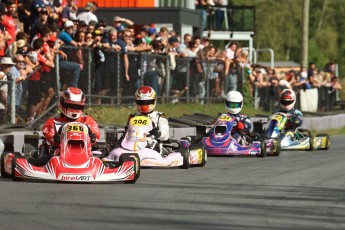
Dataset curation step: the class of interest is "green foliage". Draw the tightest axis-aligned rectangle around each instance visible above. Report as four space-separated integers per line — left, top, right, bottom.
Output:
85 103 268 125
232 0 345 76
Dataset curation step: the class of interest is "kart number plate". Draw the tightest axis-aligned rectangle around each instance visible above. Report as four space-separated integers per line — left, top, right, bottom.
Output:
66 125 87 133
130 116 150 126
218 115 232 121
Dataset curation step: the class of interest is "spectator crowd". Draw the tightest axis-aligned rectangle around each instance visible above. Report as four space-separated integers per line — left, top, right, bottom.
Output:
0 0 342 124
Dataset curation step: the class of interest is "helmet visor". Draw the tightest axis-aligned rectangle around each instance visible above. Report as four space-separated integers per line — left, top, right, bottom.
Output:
225 101 242 109
60 99 84 110
280 99 294 106
136 99 155 106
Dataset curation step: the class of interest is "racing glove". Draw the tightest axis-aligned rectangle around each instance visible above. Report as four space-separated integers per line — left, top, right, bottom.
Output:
236 121 245 130
149 127 161 138
90 133 97 144
87 126 97 144
53 134 61 145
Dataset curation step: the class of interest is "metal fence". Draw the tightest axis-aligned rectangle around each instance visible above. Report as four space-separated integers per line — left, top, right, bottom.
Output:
0 46 339 124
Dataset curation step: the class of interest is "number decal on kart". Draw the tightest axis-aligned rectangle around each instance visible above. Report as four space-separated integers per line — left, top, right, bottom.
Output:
66 125 86 133
130 116 150 126
218 115 232 121
321 137 327 148
272 114 282 123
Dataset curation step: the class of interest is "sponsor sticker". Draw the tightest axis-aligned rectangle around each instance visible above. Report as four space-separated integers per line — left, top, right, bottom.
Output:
59 174 92 181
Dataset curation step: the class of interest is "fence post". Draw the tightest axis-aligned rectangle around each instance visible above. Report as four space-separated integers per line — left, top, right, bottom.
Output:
165 56 170 103
87 47 92 108
55 54 60 93
10 77 15 124
186 58 190 103
116 52 121 105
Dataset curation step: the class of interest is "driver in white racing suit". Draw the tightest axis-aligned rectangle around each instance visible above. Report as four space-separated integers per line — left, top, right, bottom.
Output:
128 85 170 142
105 86 170 160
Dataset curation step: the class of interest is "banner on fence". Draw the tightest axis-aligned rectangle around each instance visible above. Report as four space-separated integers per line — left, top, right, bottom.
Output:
300 88 318 112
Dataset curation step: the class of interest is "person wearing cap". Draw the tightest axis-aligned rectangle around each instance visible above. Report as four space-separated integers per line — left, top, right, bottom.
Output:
145 27 156 44
56 20 82 89
76 1 98 25
0 56 16 113
9 54 31 113
30 8 52 44
29 0 46 25
58 20 81 46
5 39 26 59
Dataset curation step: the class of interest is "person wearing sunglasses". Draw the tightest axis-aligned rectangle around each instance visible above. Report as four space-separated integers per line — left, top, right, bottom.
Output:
223 90 252 144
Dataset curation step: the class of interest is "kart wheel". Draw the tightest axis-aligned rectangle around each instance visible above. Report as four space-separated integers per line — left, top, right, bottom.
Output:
1 152 21 178
11 155 26 181
119 153 140 183
316 134 331 150
272 140 281 157
195 147 207 167
258 142 267 158
306 135 314 151
179 146 190 169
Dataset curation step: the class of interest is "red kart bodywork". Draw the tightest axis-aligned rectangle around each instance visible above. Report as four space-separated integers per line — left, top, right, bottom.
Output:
1 122 140 183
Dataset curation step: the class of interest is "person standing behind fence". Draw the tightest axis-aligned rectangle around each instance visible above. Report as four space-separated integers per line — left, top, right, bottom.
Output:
0 3 12 57
2 1 16 48
76 2 97 25
0 57 16 121
26 39 55 123
58 20 81 89
96 28 121 104
9 54 30 121
61 0 78 25
17 0 32 34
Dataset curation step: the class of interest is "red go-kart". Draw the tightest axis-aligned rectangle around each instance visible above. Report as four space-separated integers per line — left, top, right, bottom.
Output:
1 122 140 183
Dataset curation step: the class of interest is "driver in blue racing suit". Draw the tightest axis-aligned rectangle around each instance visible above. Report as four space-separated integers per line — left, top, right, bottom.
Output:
276 88 303 139
220 90 252 144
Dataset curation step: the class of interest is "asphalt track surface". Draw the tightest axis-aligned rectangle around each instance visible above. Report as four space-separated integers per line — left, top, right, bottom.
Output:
0 135 344 230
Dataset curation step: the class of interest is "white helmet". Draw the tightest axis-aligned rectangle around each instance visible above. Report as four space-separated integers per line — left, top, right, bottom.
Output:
59 87 85 119
279 89 296 111
225 91 243 114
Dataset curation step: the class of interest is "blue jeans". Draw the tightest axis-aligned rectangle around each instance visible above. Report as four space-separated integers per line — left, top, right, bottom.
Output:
225 73 237 92
59 60 80 88
143 70 159 96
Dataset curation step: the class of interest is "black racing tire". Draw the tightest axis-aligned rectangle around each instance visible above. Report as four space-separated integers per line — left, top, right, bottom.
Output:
11 155 26 181
272 140 281 157
119 153 140 184
178 146 190 169
1 152 21 178
316 134 331 150
257 141 267 158
306 135 314 151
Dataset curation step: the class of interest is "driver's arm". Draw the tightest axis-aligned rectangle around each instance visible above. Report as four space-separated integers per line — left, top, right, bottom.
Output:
157 116 170 141
42 118 58 146
84 116 101 142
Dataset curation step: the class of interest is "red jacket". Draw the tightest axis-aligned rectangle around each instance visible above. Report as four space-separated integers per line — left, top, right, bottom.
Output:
42 115 100 146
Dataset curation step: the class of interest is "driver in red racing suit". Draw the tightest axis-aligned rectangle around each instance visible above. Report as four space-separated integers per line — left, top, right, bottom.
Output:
31 87 100 166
